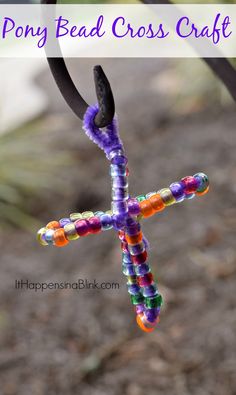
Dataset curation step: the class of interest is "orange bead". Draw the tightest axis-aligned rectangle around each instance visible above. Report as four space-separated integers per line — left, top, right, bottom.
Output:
149 193 165 212
46 221 60 230
53 229 69 247
140 200 154 218
196 186 210 196
136 314 155 333
125 232 143 245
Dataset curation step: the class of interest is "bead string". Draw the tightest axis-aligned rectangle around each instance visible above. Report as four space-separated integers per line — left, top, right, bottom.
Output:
37 104 209 332
37 173 209 247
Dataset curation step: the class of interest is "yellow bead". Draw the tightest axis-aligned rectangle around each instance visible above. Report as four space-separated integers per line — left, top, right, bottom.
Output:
127 275 137 284
158 188 176 206
106 210 113 216
37 227 48 246
70 213 82 222
82 211 94 219
64 223 80 241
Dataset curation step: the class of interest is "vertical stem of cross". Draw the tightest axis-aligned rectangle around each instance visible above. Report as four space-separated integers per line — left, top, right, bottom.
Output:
109 152 162 332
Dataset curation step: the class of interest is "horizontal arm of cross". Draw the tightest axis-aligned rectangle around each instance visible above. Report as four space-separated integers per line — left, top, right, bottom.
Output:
37 173 209 247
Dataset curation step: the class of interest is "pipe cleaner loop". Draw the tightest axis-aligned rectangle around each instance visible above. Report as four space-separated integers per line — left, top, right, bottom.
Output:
83 104 124 159
37 104 210 333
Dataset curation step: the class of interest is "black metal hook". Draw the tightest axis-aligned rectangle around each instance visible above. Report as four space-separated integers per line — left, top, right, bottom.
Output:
41 0 115 128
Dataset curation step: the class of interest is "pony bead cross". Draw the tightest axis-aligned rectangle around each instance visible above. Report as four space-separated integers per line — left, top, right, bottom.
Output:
37 104 209 332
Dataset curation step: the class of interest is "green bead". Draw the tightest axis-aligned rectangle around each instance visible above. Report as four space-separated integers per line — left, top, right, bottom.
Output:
70 213 82 222
130 293 145 305
136 195 146 202
145 294 163 308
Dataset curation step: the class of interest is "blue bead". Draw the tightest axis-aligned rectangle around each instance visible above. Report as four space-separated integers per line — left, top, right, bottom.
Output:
122 264 136 276
135 263 150 276
129 242 145 256
94 211 104 217
122 253 132 264
142 284 158 297
127 283 141 295
44 229 54 244
100 214 113 230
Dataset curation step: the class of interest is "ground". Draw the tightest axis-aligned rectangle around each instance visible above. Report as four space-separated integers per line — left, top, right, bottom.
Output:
0 59 235 395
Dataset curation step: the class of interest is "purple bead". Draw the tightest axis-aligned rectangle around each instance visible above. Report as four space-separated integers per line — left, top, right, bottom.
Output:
110 164 126 177
127 283 140 295
111 154 128 165
112 187 129 201
59 218 71 227
135 263 150 276
75 219 89 236
112 176 128 188
169 182 185 202
142 284 158 297
128 198 141 216
145 307 160 323
129 242 145 256
125 223 141 236
125 217 138 227
136 304 145 314
112 201 128 215
112 214 126 230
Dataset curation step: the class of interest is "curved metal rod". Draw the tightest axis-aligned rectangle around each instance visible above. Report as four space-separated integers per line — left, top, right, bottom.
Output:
41 0 115 127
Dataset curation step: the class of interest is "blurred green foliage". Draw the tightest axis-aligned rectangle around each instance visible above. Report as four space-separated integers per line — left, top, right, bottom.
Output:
0 121 73 230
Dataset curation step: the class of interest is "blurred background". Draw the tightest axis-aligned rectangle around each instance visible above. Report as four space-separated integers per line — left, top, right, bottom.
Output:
0 1 236 395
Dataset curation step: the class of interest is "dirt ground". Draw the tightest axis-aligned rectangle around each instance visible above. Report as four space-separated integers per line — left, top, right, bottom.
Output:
0 59 235 395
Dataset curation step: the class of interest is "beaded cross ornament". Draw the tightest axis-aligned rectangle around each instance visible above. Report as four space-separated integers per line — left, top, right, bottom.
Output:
37 104 209 332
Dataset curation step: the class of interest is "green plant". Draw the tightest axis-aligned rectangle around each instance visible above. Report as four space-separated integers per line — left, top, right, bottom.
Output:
0 119 73 230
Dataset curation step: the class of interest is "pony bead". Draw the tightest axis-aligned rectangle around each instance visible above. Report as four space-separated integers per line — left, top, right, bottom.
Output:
37 105 209 332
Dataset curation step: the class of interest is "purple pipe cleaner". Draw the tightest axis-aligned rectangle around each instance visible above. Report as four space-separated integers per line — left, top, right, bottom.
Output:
83 104 124 159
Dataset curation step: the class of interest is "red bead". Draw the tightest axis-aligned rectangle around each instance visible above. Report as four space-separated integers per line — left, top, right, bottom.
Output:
87 217 102 234
138 272 154 287
132 251 148 265
181 176 199 194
